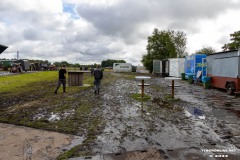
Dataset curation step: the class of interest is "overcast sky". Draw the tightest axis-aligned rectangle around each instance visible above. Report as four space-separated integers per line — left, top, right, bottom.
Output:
0 0 240 65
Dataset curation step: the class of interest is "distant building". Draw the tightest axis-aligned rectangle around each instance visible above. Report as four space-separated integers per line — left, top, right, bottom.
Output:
136 66 150 73
113 63 132 72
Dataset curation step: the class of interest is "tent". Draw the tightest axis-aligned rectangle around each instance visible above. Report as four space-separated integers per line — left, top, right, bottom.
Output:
0 44 8 54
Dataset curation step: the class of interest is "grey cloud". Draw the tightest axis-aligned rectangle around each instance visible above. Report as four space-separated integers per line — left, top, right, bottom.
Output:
76 0 152 42
218 35 230 45
77 0 240 35
1 0 240 65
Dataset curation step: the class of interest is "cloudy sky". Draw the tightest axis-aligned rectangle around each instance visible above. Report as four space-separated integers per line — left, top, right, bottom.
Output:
0 0 240 65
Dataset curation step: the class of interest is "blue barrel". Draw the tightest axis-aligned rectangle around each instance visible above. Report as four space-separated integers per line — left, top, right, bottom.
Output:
202 76 211 83
202 76 211 89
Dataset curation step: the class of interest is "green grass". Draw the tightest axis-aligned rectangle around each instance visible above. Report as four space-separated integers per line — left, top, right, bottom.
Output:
0 71 57 93
130 93 151 102
0 71 106 159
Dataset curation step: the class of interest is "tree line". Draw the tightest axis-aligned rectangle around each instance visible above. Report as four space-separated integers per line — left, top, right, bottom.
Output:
17 59 127 69
101 59 126 67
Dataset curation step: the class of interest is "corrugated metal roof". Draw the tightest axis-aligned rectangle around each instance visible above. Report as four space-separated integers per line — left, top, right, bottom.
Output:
209 49 239 55
0 44 8 54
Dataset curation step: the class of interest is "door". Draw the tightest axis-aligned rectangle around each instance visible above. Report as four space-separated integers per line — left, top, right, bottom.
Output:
202 58 207 77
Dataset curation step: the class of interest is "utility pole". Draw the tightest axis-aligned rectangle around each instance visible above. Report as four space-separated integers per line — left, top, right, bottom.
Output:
17 51 19 60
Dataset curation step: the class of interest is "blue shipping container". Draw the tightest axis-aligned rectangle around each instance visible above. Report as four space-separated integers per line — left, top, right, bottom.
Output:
184 54 207 80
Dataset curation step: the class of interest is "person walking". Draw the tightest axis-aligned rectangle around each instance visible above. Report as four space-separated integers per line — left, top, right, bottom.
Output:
93 65 103 94
54 65 67 94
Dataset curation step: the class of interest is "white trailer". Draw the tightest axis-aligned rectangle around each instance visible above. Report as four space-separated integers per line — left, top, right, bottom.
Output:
152 59 169 77
169 58 185 77
113 63 132 72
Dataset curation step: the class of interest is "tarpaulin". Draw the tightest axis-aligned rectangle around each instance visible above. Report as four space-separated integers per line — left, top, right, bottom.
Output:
0 44 8 54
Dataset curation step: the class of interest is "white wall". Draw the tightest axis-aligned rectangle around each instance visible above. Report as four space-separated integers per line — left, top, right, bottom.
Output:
169 58 185 77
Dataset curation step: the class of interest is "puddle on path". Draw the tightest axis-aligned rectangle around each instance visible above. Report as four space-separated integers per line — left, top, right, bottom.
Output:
86 77 240 159
0 123 82 160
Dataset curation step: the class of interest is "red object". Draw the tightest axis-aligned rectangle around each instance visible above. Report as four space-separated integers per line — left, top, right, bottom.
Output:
208 74 240 93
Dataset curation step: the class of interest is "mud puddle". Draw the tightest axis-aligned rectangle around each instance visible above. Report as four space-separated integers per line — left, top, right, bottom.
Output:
0 123 84 160
87 76 240 159
1 72 240 159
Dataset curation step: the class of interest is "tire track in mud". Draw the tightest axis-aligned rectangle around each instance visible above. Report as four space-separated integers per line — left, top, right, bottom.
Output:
94 78 152 154
88 75 240 160
155 78 240 159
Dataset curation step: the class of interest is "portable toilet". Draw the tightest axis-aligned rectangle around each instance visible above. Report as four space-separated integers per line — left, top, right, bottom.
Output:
184 54 207 80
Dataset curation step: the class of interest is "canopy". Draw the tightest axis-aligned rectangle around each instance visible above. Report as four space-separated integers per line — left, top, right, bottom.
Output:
0 44 8 54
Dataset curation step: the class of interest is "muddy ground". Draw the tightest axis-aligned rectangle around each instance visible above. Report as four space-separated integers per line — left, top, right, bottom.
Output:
0 72 240 160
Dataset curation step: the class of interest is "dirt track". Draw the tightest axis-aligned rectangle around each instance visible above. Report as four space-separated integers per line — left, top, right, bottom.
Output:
0 72 240 159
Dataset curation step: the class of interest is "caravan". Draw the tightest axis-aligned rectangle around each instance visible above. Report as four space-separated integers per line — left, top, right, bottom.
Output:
113 63 132 72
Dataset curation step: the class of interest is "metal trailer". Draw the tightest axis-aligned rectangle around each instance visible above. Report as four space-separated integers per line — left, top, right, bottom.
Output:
34 62 41 71
0 60 15 71
113 63 132 72
14 60 30 71
169 58 185 77
152 59 169 77
207 50 240 95
163 60 169 77
153 60 161 75
184 54 207 80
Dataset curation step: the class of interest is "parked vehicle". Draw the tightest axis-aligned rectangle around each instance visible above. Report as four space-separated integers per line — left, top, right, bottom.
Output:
29 63 36 71
14 60 30 72
207 50 240 95
33 62 41 71
113 63 132 72
41 64 48 71
152 59 169 77
184 54 207 80
10 63 22 73
169 58 185 77
48 65 57 70
0 60 14 71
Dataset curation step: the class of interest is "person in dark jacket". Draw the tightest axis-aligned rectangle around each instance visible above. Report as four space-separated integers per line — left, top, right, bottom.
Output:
93 65 103 94
54 65 67 94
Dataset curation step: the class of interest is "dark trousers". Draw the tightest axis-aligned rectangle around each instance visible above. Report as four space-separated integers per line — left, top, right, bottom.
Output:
94 79 101 91
55 79 66 93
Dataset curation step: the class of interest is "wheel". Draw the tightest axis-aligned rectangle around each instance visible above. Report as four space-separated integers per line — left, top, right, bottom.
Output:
226 83 234 95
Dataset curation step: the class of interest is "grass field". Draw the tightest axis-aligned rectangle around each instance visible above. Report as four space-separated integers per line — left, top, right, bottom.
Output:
0 71 153 159
0 71 57 93
0 71 118 159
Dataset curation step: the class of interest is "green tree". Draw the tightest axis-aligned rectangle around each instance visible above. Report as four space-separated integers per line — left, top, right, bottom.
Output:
142 28 187 72
101 59 126 67
53 62 62 67
174 31 188 57
222 30 240 51
196 46 216 55
141 54 153 73
72 63 80 67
